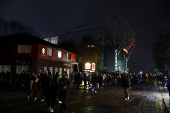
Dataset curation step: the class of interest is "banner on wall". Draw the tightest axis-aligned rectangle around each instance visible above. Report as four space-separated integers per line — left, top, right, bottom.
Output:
92 63 95 71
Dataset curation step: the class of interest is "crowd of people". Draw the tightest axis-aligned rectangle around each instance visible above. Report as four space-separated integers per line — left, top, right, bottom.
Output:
0 70 12 83
25 70 70 113
1 69 169 112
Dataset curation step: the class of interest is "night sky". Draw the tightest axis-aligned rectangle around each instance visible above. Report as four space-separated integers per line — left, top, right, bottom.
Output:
1 0 170 69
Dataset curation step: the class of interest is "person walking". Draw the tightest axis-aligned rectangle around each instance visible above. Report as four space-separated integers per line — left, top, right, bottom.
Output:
140 75 143 85
108 74 112 88
40 70 49 101
167 81 170 105
46 74 58 112
84 72 87 90
98 73 103 93
59 73 70 113
111 74 114 89
114 75 118 84
27 73 35 100
75 73 82 89
91 73 97 92
121 76 130 100
32 76 41 101
21 70 26 86
6 70 11 84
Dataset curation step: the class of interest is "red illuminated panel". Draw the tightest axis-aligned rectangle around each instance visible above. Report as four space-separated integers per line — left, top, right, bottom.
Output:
92 63 95 71
123 48 128 54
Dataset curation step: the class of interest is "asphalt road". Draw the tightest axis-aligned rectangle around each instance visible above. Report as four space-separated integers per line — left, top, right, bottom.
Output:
0 79 168 113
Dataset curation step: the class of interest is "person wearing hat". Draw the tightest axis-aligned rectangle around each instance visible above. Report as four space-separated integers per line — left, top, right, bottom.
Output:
32 75 41 101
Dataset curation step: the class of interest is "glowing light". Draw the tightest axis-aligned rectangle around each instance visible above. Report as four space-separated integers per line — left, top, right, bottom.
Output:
85 63 91 69
123 48 128 54
42 48 45 54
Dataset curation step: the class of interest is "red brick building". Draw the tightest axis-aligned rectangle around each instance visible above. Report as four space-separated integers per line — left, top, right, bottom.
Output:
0 33 77 83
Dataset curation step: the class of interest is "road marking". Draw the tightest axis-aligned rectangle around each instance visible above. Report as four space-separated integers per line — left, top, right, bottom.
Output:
53 100 82 110
156 97 158 109
159 97 162 110
67 100 81 105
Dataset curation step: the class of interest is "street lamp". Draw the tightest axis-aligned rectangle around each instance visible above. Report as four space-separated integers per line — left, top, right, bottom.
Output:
140 71 142 74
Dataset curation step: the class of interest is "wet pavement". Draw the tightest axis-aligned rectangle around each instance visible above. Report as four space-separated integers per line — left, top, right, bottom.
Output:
0 80 169 113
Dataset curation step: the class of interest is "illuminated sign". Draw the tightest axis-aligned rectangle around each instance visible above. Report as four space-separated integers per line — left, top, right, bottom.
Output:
42 48 45 54
123 48 128 54
85 63 91 70
92 63 95 71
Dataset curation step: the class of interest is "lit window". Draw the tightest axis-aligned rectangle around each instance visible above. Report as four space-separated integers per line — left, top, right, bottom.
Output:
47 48 52 56
55 67 58 75
16 65 28 74
49 67 53 74
59 68 62 75
0 65 11 73
67 53 71 60
58 51 62 58
18 45 32 53
44 66 47 73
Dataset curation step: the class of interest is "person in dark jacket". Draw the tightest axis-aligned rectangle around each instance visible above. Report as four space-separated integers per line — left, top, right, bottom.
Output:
98 73 103 93
111 74 114 89
46 74 58 112
32 76 41 101
75 73 82 89
6 70 11 84
59 73 70 113
21 70 26 86
121 76 130 100
108 74 112 88
91 73 97 92
40 70 49 101
167 81 170 105
84 73 87 90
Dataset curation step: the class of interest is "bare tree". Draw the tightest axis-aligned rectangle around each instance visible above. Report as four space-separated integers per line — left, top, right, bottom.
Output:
0 18 36 36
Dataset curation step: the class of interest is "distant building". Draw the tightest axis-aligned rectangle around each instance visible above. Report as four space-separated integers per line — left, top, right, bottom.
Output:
0 33 77 83
43 36 59 45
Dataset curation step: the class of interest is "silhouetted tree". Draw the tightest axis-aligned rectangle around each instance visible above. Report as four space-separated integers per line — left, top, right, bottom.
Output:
77 35 102 70
58 39 77 53
151 32 170 73
0 18 36 36
58 36 102 71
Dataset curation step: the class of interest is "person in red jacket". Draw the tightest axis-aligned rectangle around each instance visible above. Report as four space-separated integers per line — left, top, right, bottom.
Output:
32 76 41 101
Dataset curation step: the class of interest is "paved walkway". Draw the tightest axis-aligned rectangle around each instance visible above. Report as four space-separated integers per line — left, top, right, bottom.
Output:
156 81 170 113
0 80 169 113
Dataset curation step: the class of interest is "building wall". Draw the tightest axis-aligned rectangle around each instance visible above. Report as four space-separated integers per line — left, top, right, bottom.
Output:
38 44 76 62
11 44 39 58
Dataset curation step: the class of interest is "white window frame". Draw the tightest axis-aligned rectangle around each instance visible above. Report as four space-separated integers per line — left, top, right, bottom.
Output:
47 48 52 56
18 45 32 53
58 51 62 58
67 53 71 60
